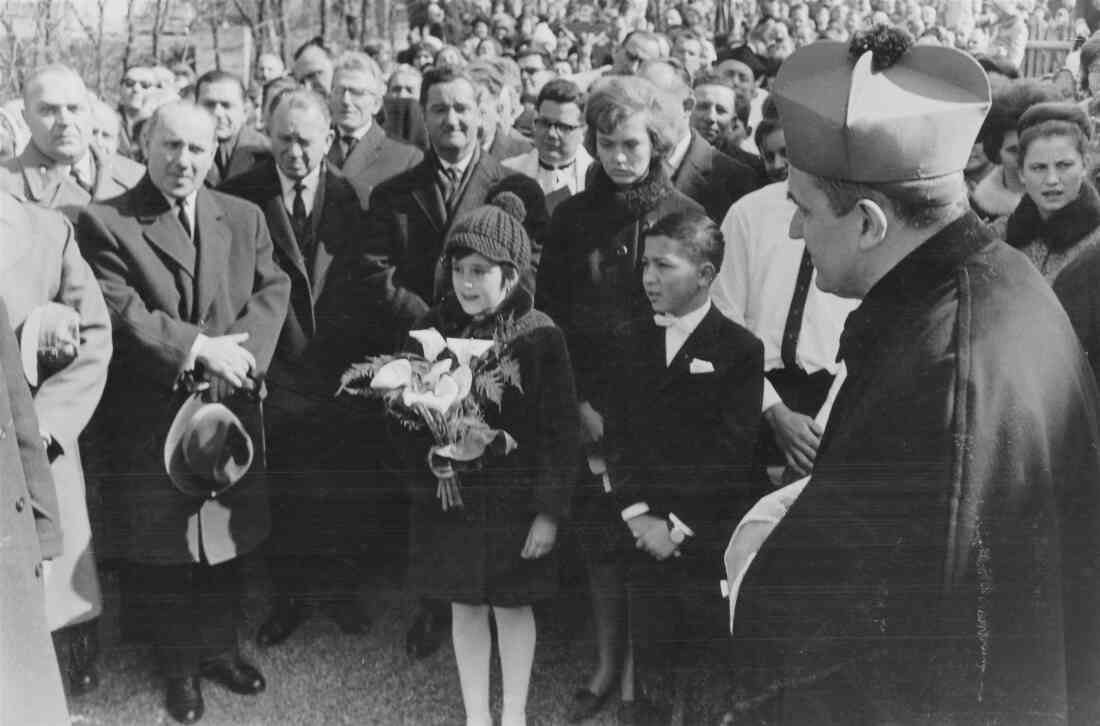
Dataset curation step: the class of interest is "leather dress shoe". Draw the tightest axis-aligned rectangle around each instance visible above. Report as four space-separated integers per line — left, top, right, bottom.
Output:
565 687 612 722
199 656 266 695
165 677 204 724
405 608 446 659
256 599 309 647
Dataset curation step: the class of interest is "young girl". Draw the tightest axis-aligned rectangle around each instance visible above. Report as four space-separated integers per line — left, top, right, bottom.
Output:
405 193 579 726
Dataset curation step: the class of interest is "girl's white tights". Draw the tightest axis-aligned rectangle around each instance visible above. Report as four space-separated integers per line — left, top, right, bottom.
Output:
451 602 536 726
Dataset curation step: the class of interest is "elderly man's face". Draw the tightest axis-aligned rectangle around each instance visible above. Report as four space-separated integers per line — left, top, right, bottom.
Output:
120 67 156 114
387 70 422 100
331 69 383 133
197 79 246 143
146 105 217 199
257 54 285 84
293 47 334 95
270 101 333 181
91 104 120 157
23 70 91 164
690 83 740 146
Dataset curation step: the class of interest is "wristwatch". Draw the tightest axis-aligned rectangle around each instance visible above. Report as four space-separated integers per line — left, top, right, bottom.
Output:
667 517 687 545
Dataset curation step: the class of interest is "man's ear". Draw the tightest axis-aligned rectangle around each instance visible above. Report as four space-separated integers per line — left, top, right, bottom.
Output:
698 260 717 285
855 198 889 251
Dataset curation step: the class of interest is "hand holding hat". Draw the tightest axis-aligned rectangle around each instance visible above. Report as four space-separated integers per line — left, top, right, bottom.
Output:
165 392 255 499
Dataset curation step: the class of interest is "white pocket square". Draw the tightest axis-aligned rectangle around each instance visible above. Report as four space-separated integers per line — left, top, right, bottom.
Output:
689 358 715 374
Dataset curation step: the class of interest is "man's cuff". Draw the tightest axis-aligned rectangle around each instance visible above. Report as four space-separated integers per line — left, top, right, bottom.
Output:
762 378 782 413
621 502 650 521
182 333 208 373
668 512 695 537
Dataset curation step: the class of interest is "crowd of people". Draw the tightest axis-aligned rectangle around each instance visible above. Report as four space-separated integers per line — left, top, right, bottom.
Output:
4 1 1100 726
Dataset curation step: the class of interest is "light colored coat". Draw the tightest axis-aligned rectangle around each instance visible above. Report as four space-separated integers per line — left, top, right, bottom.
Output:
0 192 112 629
0 296 69 726
0 141 144 221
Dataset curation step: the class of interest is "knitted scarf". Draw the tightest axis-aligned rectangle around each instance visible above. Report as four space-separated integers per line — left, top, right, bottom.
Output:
585 162 675 219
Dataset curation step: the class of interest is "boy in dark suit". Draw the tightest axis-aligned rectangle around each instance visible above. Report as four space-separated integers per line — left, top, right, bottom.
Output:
606 209 764 725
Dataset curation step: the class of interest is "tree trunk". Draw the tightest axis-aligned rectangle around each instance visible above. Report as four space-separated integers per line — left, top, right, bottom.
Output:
211 18 222 70
151 0 164 61
320 0 327 42
123 0 137 71
360 0 370 43
274 0 287 60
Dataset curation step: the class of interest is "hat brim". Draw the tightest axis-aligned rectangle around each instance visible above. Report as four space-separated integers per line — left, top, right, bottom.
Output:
164 392 251 498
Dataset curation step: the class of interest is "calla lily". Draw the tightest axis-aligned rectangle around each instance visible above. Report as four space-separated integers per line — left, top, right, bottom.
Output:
423 359 453 386
410 328 448 361
446 337 494 366
403 373 460 413
370 359 413 391
451 364 473 400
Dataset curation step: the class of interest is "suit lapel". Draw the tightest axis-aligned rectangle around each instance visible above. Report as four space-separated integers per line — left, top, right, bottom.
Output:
193 189 230 322
341 124 384 179
673 134 709 192
136 177 196 278
309 169 346 300
18 145 66 206
411 159 446 234
450 153 491 226
656 305 721 392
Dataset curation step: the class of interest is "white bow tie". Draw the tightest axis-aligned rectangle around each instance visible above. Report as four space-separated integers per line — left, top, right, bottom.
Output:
653 313 689 332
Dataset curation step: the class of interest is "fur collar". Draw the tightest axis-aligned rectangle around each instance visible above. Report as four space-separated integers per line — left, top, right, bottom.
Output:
586 162 675 218
1005 182 1100 254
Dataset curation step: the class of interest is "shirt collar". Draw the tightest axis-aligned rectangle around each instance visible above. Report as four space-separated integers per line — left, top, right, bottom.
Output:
438 148 477 176
275 163 322 198
666 132 693 173
161 189 199 212
70 151 95 184
338 120 372 141
659 298 712 334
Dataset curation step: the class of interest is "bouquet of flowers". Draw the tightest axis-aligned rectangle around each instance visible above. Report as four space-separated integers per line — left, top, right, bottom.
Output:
338 328 522 510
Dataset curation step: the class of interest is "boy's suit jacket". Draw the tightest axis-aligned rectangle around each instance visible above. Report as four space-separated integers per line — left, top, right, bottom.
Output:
607 305 765 556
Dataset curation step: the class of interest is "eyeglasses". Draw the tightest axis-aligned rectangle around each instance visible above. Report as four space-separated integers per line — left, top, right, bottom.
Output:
533 118 583 134
122 78 152 90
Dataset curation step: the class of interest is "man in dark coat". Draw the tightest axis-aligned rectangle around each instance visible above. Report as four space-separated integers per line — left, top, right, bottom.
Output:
196 70 271 187
727 31 1100 726
360 65 548 348
324 52 423 207
220 89 381 646
639 60 759 223
0 283 70 726
77 101 290 724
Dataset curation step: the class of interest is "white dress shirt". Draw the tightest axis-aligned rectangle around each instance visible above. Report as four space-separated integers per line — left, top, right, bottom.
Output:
661 298 712 366
276 163 321 218
712 181 857 413
68 151 96 190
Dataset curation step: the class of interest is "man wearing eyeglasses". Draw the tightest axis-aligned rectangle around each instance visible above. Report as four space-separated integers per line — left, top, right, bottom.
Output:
325 52 423 206
503 78 593 215
117 62 157 160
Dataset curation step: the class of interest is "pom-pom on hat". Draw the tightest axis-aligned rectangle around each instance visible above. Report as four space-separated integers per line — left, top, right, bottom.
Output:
1018 101 1092 140
772 25 991 183
443 191 532 273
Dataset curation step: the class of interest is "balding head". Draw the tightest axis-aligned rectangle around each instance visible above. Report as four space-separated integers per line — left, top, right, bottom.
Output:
22 65 91 164
144 101 217 199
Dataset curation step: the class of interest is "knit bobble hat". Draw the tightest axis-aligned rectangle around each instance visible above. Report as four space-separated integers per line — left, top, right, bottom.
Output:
443 191 531 273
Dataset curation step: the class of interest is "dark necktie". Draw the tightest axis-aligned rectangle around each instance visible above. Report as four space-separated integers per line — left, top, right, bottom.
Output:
781 248 815 371
341 134 357 160
177 199 192 241
216 142 231 179
291 182 310 257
